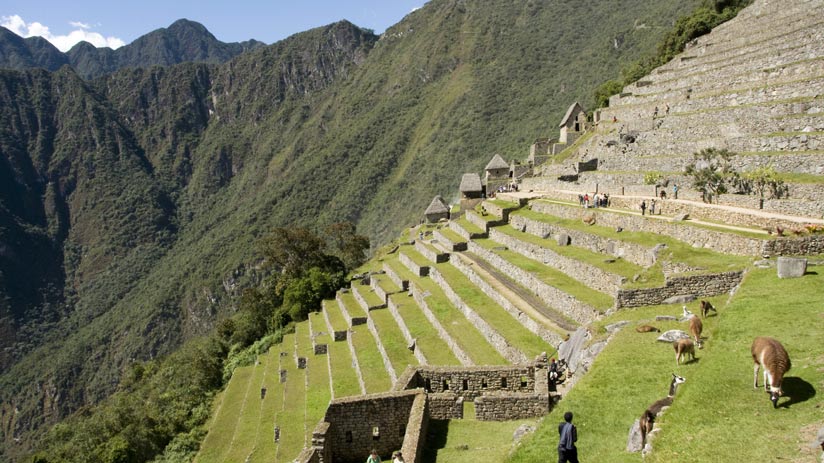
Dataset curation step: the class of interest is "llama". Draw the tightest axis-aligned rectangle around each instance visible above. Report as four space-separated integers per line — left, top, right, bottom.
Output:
682 305 693 318
700 300 717 318
673 338 695 365
640 373 686 450
636 324 660 333
689 315 703 349
751 337 792 408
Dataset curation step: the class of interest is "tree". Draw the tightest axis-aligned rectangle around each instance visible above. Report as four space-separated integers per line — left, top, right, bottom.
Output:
259 227 328 280
684 148 737 203
324 222 370 271
739 165 788 208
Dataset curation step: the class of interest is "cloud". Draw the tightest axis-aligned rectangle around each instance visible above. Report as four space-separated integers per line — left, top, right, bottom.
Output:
1 14 125 52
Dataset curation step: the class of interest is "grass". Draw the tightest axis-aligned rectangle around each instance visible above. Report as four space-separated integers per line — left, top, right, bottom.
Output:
434 262 552 358
353 283 385 308
349 324 393 393
373 274 402 295
435 227 468 244
386 292 461 366
224 352 269 462
473 238 614 311
338 290 367 318
508 268 824 462
422 418 541 463
384 256 505 365
322 299 349 332
369 308 420 373
195 364 256 463
273 333 307 462
401 247 434 268
299 321 332 445
518 205 752 272
491 224 663 288
455 216 486 235
486 199 521 209
327 337 363 398
249 348 282 462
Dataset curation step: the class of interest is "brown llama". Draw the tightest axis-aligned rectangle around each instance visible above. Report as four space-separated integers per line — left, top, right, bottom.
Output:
640 373 686 450
751 337 792 408
636 324 660 333
700 300 718 318
689 315 703 349
673 338 695 365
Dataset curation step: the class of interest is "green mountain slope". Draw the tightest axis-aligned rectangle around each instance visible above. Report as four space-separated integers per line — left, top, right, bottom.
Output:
0 1 704 460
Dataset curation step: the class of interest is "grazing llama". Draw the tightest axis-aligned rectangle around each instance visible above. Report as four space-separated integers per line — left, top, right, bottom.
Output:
673 338 695 365
751 337 791 408
640 373 686 450
700 300 717 318
636 324 660 333
689 315 703 349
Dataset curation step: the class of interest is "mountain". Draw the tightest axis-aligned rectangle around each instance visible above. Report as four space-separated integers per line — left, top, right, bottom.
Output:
0 19 265 79
0 1 705 459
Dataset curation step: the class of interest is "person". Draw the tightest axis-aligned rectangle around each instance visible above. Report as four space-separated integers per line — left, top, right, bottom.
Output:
558 411 579 463
673 184 678 199
366 449 381 463
650 199 656 215
549 358 559 383
392 451 405 463
640 200 646 216
653 106 659 118
660 189 667 200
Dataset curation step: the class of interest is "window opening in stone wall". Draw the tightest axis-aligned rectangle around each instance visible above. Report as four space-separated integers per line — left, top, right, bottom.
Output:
521 376 528 388
372 426 380 441
425 378 431 392
501 377 508 388
482 378 488 389
345 431 353 443
443 379 449 391
462 379 468 390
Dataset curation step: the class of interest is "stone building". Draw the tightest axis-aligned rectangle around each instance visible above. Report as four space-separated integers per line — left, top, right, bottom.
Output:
484 154 511 193
459 173 484 214
558 102 587 144
423 195 450 223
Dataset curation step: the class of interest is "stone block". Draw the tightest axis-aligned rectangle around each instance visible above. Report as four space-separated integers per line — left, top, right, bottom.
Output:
627 419 643 452
662 294 695 304
777 257 807 278
673 213 690 221
556 233 570 246
297 357 307 369
314 344 328 355
657 330 690 343
333 330 347 341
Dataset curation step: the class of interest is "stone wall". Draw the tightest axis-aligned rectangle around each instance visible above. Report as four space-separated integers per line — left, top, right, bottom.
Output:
399 251 429 277
449 254 562 346
764 234 824 256
615 271 744 307
449 218 487 240
401 393 428 463
428 265 528 364
322 300 347 341
467 240 602 323
482 201 517 221
466 210 492 232
474 392 550 421
387 297 428 365
427 393 463 420
383 262 409 291
415 240 449 264
433 229 467 251
530 201 765 256
323 389 424 463
404 364 540 400
337 293 366 326
488 227 625 295
409 281 473 366
366 315 398 384
509 213 654 267
353 285 386 311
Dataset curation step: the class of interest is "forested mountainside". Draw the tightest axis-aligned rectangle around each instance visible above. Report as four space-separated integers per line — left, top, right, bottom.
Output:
0 19 264 79
0 0 704 459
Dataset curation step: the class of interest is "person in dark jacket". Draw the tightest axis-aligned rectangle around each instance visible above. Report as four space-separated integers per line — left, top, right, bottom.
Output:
558 411 579 463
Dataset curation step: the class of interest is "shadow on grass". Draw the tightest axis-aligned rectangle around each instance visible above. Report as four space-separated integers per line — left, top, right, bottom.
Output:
779 377 816 408
420 419 450 463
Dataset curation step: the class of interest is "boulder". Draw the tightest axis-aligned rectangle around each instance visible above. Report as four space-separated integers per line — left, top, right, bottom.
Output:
777 257 807 278
663 294 695 304
556 232 570 246
673 213 690 221
657 330 690 343
655 315 677 321
627 419 643 452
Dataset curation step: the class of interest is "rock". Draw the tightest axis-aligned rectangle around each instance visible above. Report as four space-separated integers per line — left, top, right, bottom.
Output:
655 315 677 321
754 259 773 268
605 321 630 333
657 330 690 343
408 338 417 352
556 233 570 246
493 246 508 251
777 256 807 278
627 419 643 452
662 294 695 304
615 226 623 233
582 213 596 225
650 243 668 263
513 424 536 443
673 213 690 221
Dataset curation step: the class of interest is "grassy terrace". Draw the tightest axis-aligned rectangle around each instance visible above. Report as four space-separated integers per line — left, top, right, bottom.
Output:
326 335 363 398
383 255 504 365
369 308 420 373
273 333 306 462
433 261 551 358
338 290 367 318
250 348 281 462
349 324 393 393
469 209 501 223
486 199 521 210
372 274 401 295
322 299 348 332
492 224 664 289
435 227 467 245
423 418 540 463
196 361 258 463
352 283 385 308
297 321 331 443
224 346 274 463
510 269 824 462
518 205 752 272
454 216 486 235
386 292 460 366
473 237 614 311
400 247 433 268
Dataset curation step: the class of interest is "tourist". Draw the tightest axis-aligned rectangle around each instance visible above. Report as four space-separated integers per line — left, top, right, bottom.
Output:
583 194 589 208
653 106 659 118
660 189 667 200
578 194 584 207
392 451 405 463
557 411 579 463
650 199 656 215
366 449 381 463
549 358 559 383
673 184 678 199
640 200 646 216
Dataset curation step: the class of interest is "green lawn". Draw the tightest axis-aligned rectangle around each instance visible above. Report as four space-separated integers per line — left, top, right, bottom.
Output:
223 350 270 462
455 216 486 235
422 418 541 463
401 247 433 268
509 268 824 462
297 321 332 446
250 348 282 463
373 274 402 294
349 324 393 393
435 227 468 245
195 364 256 463
322 299 349 332
434 262 551 358
273 333 307 462
369 308 420 373
338 290 367 318
387 292 461 366
474 237 614 311
353 283 385 308
327 337 363 398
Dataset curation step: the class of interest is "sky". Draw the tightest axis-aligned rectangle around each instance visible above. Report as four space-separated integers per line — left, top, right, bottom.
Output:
1 1 426 52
